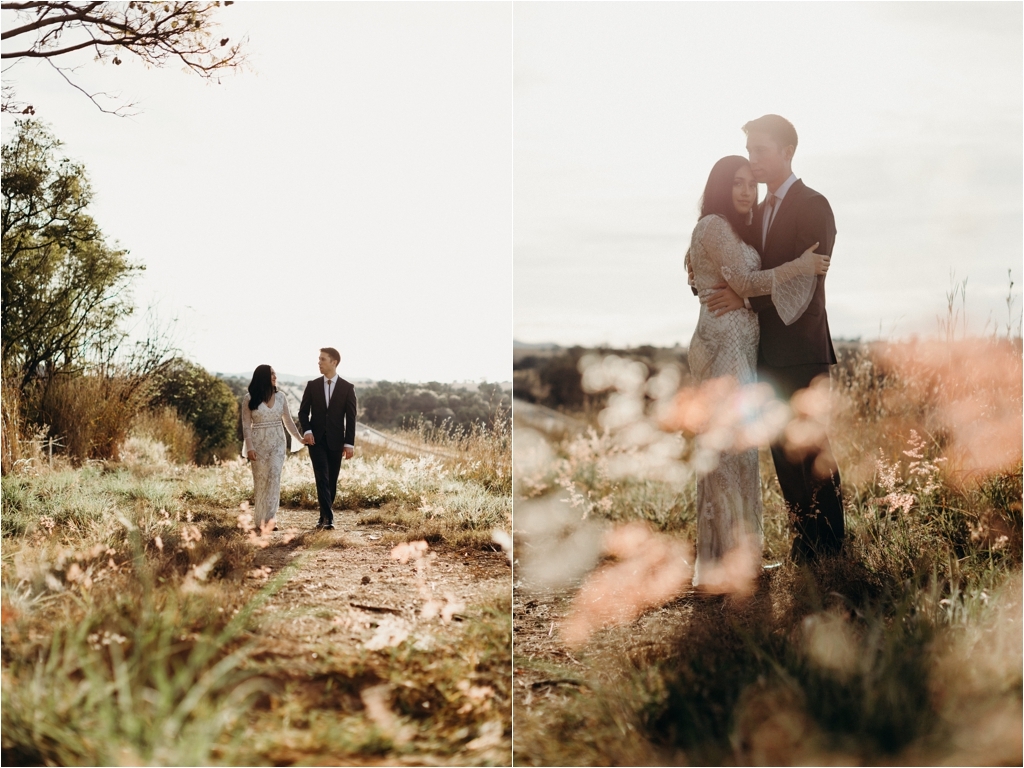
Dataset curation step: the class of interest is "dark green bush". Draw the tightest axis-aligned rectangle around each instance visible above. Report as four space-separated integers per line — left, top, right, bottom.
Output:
149 358 238 464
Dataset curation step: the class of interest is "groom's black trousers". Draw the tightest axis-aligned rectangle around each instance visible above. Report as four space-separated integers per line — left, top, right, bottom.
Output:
308 441 344 525
758 363 845 562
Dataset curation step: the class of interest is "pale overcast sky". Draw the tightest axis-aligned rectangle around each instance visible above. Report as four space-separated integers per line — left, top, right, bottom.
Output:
514 2 1023 347
4 2 1021 376
2 2 512 382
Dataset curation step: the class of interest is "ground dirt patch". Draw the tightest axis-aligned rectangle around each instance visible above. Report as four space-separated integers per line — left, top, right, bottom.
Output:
237 506 512 765
253 506 509 657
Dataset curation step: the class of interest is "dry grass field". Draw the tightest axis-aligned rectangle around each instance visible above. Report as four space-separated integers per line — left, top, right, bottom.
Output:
2 422 511 766
512 338 1022 766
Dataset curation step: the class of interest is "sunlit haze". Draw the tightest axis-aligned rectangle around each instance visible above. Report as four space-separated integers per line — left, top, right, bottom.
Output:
2 2 512 382
514 2 1022 347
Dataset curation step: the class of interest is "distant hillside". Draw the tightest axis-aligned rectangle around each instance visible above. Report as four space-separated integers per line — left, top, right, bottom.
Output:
513 344 688 410
358 380 510 431
216 373 512 430
513 342 565 366
451 380 513 393
513 340 562 351
217 373 510 391
512 341 866 411
215 372 372 387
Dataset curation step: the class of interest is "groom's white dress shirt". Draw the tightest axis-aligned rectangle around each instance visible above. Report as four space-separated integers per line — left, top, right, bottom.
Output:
323 374 338 409
303 373 354 449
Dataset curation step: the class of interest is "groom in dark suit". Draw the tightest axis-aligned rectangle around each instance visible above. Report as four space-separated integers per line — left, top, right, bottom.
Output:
298 347 357 530
706 114 845 563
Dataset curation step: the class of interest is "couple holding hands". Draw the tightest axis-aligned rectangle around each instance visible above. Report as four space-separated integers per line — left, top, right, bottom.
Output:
240 347 357 533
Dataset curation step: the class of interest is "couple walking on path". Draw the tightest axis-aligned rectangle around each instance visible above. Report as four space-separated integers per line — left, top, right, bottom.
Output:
685 114 845 587
240 347 358 533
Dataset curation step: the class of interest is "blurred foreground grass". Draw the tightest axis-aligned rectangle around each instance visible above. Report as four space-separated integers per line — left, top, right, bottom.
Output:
513 338 1022 765
2 421 511 766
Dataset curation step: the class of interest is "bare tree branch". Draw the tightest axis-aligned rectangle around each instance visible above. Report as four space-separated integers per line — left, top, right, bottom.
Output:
2 2 245 114
1 3 105 41
44 57 139 115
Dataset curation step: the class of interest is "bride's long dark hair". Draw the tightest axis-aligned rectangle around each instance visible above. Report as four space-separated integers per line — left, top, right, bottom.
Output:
698 155 759 247
247 365 276 410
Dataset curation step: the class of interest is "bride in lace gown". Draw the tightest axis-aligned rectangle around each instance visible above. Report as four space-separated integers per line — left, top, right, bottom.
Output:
684 156 828 587
241 365 305 532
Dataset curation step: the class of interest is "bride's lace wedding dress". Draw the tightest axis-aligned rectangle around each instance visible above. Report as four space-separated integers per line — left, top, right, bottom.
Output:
684 214 818 586
241 392 305 530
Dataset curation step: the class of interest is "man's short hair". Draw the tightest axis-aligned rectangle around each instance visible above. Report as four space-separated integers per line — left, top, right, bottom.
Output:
742 114 798 153
320 347 341 364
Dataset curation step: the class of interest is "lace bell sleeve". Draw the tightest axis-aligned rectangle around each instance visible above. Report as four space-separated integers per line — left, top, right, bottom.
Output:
703 216 817 325
279 393 304 452
684 246 693 286
241 394 254 455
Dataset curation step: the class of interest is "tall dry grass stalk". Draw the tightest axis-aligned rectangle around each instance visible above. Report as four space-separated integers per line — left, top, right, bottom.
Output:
395 411 512 496
20 370 152 463
869 338 1022 479
131 406 199 464
1 369 25 474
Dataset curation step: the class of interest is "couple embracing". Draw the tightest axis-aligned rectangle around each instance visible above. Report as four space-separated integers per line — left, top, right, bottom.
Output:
240 347 357 533
685 114 844 587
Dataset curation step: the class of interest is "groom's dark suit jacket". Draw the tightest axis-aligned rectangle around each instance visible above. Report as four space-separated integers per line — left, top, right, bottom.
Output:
748 179 837 368
298 376 357 451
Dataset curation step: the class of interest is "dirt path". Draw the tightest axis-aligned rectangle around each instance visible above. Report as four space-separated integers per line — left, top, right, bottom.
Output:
512 579 589 715
512 580 715 697
231 506 511 764
250 506 510 658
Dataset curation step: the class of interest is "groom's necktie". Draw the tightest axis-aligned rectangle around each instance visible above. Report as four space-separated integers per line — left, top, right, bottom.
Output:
326 378 333 407
762 193 780 247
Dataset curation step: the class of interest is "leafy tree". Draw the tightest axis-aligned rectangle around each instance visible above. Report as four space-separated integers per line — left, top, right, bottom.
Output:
534 350 586 410
356 380 510 432
2 1 246 115
216 374 248 400
361 392 393 424
149 357 237 464
2 118 143 392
